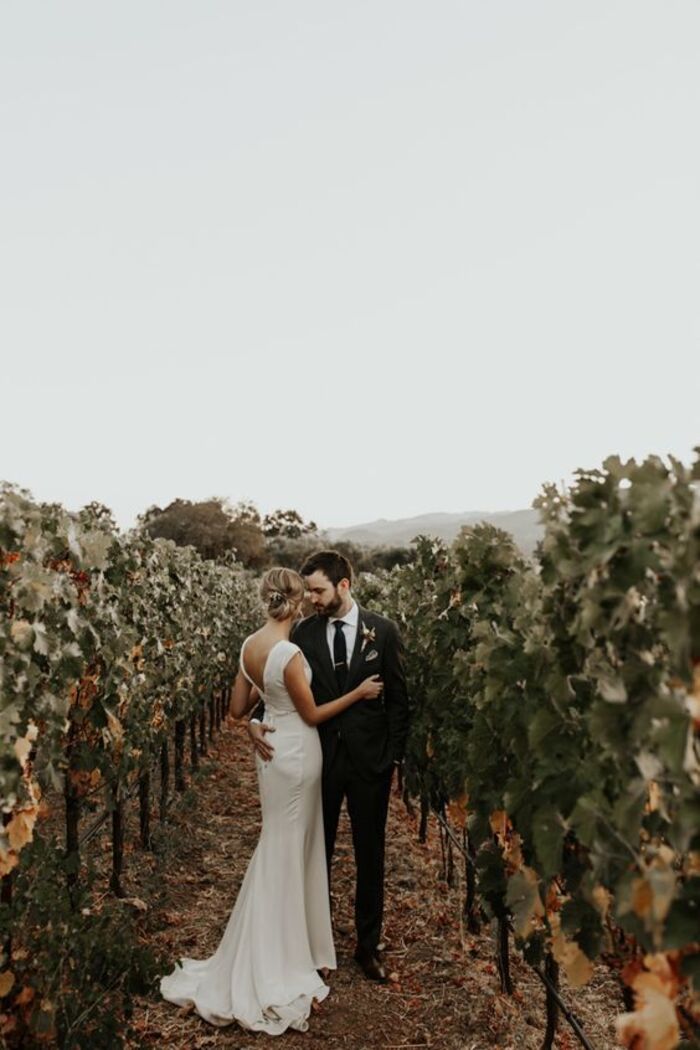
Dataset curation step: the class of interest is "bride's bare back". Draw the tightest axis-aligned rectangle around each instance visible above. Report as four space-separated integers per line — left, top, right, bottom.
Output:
239 628 287 693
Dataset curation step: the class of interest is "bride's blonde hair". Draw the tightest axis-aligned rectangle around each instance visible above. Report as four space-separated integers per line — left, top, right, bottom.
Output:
259 567 305 622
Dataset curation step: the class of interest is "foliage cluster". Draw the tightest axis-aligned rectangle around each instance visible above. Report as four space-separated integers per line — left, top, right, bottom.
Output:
357 452 700 1048
0 484 260 1045
141 497 414 573
1 833 164 1048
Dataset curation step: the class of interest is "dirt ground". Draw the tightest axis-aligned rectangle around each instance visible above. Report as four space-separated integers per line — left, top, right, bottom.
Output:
122 720 623 1050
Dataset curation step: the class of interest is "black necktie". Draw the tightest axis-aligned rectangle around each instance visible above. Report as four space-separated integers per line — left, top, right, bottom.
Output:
333 620 348 692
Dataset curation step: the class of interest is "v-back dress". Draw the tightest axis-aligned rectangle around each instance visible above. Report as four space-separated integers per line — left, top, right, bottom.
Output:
159 638 336 1034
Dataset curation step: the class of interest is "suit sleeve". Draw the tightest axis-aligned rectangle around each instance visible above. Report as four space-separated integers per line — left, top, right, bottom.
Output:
383 619 410 763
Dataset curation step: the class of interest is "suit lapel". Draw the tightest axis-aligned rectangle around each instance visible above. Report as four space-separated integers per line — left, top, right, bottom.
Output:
347 604 368 685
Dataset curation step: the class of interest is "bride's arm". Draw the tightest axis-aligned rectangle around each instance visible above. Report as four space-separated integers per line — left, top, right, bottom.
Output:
284 654 382 726
231 670 261 719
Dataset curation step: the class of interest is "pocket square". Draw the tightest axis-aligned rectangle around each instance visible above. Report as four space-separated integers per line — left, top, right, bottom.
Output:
364 649 379 661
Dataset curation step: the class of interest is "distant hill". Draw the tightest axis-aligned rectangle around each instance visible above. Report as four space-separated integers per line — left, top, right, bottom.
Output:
325 509 543 555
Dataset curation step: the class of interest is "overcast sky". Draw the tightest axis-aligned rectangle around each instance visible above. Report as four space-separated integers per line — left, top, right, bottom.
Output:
2 1 698 530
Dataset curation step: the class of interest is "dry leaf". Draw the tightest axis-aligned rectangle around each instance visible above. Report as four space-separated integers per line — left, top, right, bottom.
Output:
504 832 523 872
631 876 654 919
550 913 593 989
616 988 679 1049
591 884 612 918
489 810 507 841
0 972 15 997
15 985 35 1007
616 953 681 1050
0 850 19 878
105 711 124 753
13 737 32 769
447 793 468 829
6 806 38 852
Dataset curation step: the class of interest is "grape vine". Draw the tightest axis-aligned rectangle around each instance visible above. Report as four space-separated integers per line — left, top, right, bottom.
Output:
358 452 700 1048
0 484 260 1042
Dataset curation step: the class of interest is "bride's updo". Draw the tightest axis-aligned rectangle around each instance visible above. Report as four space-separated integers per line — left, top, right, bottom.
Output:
259 567 305 622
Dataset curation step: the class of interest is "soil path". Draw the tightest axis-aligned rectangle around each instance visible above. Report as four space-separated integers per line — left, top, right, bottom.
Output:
128 720 622 1050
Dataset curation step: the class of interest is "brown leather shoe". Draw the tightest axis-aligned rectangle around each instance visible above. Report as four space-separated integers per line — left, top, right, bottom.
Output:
354 947 388 983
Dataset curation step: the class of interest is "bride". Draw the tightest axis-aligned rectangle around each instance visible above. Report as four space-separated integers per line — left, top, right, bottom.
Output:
159 567 383 1035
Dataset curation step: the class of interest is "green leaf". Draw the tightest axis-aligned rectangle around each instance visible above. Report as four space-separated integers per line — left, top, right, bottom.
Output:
652 710 691 776
506 868 543 939
663 879 700 950
532 805 565 877
80 530 112 570
569 794 602 848
597 675 627 703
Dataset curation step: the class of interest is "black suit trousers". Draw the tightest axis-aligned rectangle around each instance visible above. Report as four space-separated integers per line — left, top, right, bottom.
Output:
321 733 393 953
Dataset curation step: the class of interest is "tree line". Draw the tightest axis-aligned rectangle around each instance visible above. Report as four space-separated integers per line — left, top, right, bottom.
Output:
139 498 414 573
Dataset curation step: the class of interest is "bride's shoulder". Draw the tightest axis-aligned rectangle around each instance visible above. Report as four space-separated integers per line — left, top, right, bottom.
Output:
279 637 300 649
277 638 305 671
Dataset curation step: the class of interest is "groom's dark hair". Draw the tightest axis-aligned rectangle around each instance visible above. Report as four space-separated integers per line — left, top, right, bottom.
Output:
299 549 354 587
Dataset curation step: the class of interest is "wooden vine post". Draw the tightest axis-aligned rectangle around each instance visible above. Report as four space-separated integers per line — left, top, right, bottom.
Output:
199 702 208 756
1 813 14 959
64 723 81 909
139 758 151 849
159 739 170 821
110 780 125 897
496 916 513 995
418 792 429 843
189 713 199 772
174 719 186 792
447 835 456 888
542 952 560 1050
463 829 481 934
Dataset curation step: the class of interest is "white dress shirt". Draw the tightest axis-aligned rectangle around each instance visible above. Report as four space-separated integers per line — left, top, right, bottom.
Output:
327 599 359 669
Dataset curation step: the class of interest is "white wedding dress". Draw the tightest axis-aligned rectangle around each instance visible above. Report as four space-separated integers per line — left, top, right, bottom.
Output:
159 638 336 1034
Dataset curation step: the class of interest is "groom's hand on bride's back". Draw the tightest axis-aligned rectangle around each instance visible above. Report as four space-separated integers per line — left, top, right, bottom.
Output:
246 720 276 762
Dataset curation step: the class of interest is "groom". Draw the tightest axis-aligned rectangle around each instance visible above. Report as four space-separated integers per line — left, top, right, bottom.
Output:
247 549 410 982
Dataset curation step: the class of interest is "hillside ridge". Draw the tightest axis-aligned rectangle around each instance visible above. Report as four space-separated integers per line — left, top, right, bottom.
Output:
325 508 543 554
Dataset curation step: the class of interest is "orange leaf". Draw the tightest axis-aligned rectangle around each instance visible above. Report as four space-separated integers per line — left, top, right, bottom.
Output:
549 913 593 989
6 807 38 853
489 810 507 840
447 793 468 829
616 954 681 1050
0 972 15 997
0 850 18 877
15 986 35 1007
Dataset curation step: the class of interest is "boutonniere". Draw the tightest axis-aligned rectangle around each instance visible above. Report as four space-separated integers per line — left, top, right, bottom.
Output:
360 622 377 653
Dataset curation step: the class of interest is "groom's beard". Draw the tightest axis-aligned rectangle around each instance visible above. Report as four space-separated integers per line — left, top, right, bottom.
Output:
313 590 343 618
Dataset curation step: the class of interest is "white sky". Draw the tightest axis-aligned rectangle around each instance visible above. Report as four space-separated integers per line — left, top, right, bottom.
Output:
2 1 699 530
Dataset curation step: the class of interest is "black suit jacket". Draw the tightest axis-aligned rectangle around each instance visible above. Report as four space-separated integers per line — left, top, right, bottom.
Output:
252 605 410 780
